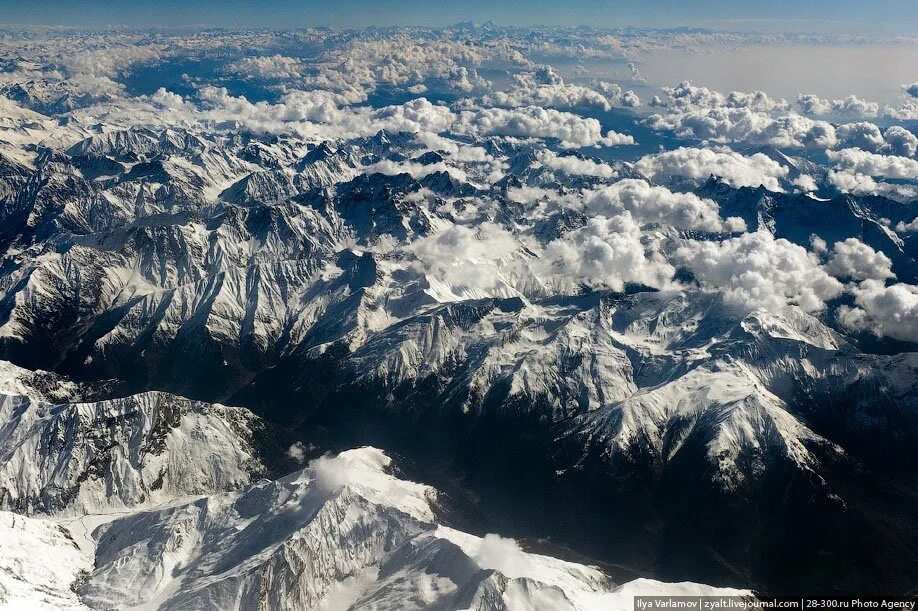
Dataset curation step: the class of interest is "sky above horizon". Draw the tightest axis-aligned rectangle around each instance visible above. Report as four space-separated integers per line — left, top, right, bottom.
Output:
2 0 917 34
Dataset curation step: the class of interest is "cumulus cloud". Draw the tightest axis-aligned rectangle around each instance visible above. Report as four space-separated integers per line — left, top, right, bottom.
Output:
286 441 314 463
454 106 612 147
583 179 745 232
796 94 832 116
646 106 838 150
306 35 515 99
628 62 646 84
675 231 844 312
833 122 918 166
595 82 641 108
633 147 789 191
198 86 343 125
484 70 614 111
537 213 676 292
832 95 880 117
599 130 636 146
825 169 918 200
827 148 918 180
837 122 887 152
663 82 789 113
361 159 468 182
407 222 521 294
443 66 491 94
884 98 918 121
904 83 918 98
474 534 532 579
310 452 362 493
825 238 895 281
367 97 456 134
621 90 641 107
507 185 554 204
536 150 618 178
185 89 455 139
882 126 918 158
797 94 879 118
640 83 852 150
825 147 918 199
226 55 305 79
838 280 918 343
792 175 818 192
415 132 490 162
895 218 918 233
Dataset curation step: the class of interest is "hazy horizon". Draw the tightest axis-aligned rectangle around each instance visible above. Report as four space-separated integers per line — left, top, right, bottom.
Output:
2 0 917 34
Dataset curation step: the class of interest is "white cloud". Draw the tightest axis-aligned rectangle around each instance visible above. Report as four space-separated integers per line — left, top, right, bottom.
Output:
646 107 838 150
583 179 745 232
837 122 886 152
474 534 532 579
675 231 844 312
904 83 918 98
620 90 641 108
895 218 918 233
484 71 613 111
884 98 918 121
536 150 618 179
797 94 879 118
309 35 515 98
826 148 918 199
599 130 636 147
507 185 554 204
825 238 895 281
827 148 918 180
796 94 832 116
633 147 789 191
310 453 362 493
226 55 305 79
664 81 789 113
415 132 491 163
595 82 641 108
443 66 490 93
361 159 468 182
454 106 612 148
882 126 918 158
286 441 312 463
538 213 676 292
792 175 818 192
80 86 458 142
407 222 521 294
810 235 828 254
839 280 918 343
367 97 456 135
834 121 918 161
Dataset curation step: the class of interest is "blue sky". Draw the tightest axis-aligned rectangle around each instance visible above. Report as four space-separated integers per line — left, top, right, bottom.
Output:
2 0 917 34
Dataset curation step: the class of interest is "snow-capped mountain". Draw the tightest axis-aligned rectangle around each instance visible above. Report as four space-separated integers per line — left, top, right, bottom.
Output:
0 389 269 515
0 23 917 604
0 444 748 611
0 360 749 610
0 120 914 597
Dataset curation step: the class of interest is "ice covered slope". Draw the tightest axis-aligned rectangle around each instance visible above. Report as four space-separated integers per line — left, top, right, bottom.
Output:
0 511 92 610
69 447 747 611
0 378 268 516
0 446 747 611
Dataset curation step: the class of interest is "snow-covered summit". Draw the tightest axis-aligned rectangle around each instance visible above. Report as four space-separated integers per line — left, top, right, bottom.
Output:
0 447 748 611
